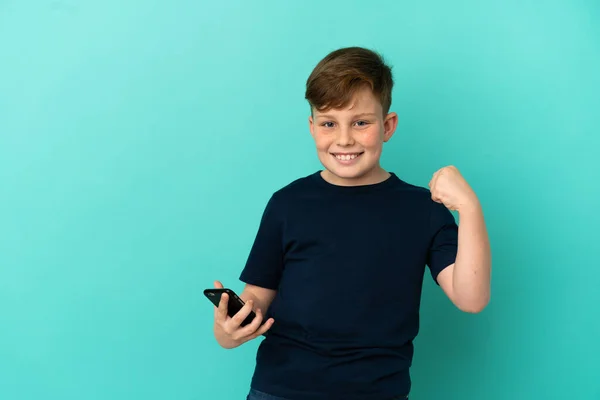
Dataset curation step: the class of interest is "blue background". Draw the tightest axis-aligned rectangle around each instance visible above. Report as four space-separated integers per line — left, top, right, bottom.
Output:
1 1 599 399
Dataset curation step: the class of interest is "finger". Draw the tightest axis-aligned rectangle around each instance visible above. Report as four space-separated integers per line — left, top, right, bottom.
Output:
214 280 224 289
431 182 442 203
429 177 438 197
215 292 229 323
237 307 264 338
229 299 254 329
431 170 440 187
251 317 275 338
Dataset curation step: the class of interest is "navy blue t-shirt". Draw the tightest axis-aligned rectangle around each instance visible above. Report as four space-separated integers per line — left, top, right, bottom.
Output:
239 171 458 400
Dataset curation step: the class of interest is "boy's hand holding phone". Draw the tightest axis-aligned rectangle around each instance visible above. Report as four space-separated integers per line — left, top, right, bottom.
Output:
209 281 274 349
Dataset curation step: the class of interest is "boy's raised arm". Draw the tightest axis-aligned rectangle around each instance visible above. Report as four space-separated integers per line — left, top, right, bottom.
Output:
429 166 492 313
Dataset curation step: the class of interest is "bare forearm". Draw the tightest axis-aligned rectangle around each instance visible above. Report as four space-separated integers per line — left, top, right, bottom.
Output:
453 201 491 312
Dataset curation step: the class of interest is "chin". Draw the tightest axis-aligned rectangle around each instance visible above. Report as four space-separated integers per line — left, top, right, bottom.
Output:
323 163 373 181
330 168 365 179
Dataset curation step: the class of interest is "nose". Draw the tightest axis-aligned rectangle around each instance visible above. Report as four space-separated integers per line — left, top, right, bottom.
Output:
336 126 355 146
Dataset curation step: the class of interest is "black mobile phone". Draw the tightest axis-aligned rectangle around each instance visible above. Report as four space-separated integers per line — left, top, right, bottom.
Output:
203 288 256 327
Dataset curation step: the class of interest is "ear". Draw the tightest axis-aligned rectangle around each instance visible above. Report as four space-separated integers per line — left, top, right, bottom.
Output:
309 115 315 138
383 112 398 142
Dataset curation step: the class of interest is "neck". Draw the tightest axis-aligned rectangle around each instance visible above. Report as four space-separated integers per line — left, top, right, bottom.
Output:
321 167 390 187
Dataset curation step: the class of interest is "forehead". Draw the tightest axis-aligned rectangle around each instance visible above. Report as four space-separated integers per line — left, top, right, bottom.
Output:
314 87 382 118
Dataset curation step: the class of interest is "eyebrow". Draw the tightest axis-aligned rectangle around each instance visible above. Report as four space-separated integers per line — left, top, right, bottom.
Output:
316 112 377 119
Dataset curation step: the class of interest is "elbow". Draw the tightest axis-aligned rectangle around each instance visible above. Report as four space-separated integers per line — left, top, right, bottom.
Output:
458 303 487 314
455 295 490 314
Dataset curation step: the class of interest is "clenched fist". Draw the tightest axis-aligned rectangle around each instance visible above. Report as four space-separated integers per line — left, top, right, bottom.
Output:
428 165 479 212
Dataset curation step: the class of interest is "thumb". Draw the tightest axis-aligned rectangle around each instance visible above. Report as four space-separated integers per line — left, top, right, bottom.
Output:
214 280 224 289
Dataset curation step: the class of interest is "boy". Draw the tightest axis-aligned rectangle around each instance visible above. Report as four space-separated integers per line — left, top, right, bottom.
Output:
212 47 491 400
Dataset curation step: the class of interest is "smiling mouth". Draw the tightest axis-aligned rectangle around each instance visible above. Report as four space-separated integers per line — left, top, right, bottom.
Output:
331 152 364 161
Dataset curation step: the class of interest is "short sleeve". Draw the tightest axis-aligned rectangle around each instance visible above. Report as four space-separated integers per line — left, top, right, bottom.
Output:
426 201 458 284
239 195 284 290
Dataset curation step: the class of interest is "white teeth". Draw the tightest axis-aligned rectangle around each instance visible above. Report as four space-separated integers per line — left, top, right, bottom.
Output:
335 154 359 161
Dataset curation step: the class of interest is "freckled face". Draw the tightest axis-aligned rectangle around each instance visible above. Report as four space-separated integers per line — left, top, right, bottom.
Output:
309 87 398 186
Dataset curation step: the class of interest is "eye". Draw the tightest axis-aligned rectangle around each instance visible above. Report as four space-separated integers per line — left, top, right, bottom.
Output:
354 120 369 127
321 122 335 128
